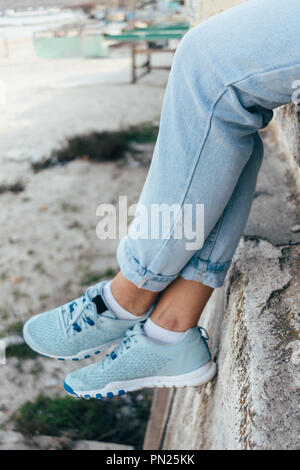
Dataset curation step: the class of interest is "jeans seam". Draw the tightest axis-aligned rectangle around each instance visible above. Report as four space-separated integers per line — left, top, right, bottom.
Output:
146 88 228 273
196 258 231 272
181 260 231 288
195 264 202 283
226 62 300 90
205 212 226 265
193 215 222 282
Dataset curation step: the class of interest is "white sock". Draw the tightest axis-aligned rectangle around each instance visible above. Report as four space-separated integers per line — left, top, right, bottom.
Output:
103 281 147 320
143 318 188 344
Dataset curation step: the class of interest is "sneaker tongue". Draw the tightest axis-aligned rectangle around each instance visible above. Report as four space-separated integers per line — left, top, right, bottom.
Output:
86 282 110 315
92 294 108 315
89 285 116 319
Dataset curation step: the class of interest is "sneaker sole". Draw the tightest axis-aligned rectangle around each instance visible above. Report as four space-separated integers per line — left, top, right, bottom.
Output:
63 360 217 399
23 322 119 361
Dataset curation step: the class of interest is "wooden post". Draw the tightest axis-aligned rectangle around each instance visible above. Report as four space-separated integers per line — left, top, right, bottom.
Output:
131 42 136 83
147 51 151 74
143 389 174 450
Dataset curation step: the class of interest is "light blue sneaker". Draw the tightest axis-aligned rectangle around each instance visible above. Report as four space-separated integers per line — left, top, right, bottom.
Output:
23 281 148 361
63 323 216 398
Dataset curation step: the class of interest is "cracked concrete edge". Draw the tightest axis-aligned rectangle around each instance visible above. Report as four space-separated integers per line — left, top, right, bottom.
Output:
244 126 300 246
273 105 300 168
217 240 299 449
161 240 299 450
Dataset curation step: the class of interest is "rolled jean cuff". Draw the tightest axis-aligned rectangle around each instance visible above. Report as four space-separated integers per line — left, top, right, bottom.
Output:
180 257 231 289
117 238 178 292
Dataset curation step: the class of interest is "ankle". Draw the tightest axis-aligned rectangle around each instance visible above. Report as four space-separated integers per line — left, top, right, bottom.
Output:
103 281 146 320
148 277 213 331
110 272 157 316
150 307 196 332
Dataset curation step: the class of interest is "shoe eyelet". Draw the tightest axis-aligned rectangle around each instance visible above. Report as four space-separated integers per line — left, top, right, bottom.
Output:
73 323 81 333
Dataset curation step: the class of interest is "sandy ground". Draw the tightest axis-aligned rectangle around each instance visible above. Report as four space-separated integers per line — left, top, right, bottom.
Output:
0 37 169 434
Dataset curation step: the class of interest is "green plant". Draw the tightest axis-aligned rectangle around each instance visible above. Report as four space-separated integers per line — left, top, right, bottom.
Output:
14 392 152 449
0 321 37 359
6 344 38 360
125 123 159 144
31 123 159 171
0 320 24 337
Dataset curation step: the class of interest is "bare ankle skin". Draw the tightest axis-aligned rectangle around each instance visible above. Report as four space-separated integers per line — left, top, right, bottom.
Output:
110 273 213 328
110 271 158 316
150 277 213 332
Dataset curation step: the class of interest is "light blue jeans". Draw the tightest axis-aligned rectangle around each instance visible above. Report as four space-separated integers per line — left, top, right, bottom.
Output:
118 0 300 291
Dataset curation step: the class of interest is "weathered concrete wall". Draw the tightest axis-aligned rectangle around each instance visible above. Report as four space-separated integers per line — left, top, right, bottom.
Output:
144 128 300 450
162 241 299 450
274 105 300 167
